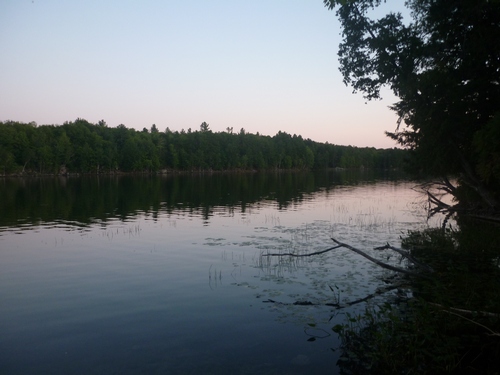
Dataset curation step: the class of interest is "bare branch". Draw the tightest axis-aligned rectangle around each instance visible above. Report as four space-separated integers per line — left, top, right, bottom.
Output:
326 283 404 309
437 309 500 337
429 302 500 319
262 238 433 278
331 238 431 278
374 243 434 272
262 283 404 310
261 244 343 258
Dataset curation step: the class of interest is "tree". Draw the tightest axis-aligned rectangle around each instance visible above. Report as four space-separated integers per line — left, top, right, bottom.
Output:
200 122 210 133
324 0 500 212
121 137 140 171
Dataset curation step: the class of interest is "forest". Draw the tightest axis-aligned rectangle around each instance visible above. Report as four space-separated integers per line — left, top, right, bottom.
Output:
0 119 406 175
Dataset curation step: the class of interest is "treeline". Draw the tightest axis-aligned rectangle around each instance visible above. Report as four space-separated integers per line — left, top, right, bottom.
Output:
0 119 407 174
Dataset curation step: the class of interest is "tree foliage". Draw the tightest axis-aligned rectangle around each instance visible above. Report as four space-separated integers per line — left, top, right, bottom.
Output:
0 119 406 174
324 0 500 210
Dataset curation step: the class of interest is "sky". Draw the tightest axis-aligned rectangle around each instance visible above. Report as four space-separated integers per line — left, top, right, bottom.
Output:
0 0 405 148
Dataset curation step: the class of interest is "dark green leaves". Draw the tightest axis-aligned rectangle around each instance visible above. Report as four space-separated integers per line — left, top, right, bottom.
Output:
325 0 500 209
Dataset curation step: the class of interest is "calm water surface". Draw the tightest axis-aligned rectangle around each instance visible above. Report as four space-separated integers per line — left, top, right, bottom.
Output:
0 171 442 374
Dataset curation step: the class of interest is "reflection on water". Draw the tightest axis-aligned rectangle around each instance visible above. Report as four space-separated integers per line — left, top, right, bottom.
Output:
0 169 408 228
0 171 441 374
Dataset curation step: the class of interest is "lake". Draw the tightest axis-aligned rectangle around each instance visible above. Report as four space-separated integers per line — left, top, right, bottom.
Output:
0 171 443 374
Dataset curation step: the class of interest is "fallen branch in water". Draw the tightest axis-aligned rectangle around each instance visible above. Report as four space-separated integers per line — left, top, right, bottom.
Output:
262 282 403 310
261 238 433 278
374 243 434 273
330 238 432 278
328 283 404 309
260 238 436 309
261 244 343 258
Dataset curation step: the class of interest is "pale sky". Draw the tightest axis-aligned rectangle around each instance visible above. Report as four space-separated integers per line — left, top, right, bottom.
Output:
0 0 405 148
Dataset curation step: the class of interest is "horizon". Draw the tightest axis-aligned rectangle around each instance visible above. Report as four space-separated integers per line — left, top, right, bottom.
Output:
3 117 402 150
0 1 406 149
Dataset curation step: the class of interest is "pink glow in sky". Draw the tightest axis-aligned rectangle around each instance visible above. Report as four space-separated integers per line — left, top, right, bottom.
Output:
0 1 405 148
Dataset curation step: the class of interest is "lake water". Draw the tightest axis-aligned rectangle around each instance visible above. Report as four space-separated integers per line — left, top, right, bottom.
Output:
0 171 443 374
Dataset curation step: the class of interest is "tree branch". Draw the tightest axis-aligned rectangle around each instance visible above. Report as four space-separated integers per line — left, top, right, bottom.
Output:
261 244 343 258
330 238 431 278
374 243 434 272
436 308 500 337
262 238 433 278
429 302 500 319
263 283 403 310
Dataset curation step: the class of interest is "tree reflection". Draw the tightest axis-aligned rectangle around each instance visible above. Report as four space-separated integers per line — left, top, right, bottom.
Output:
0 170 408 228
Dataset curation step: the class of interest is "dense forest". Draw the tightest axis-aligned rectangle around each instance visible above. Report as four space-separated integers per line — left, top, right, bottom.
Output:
0 119 406 175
